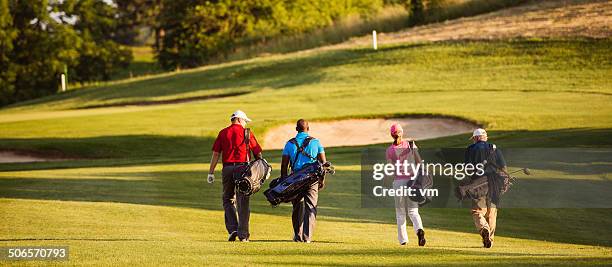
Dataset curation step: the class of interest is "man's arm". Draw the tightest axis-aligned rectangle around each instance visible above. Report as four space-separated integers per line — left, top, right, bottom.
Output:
281 155 290 178
209 151 220 174
317 152 326 163
210 131 223 175
317 140 326 163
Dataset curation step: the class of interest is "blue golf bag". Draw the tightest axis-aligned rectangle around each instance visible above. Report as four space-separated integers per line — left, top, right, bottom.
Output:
264 161 334 206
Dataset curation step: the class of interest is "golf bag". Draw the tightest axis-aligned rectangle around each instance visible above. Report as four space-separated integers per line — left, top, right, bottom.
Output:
264 161 335 206
406 141 434 206
454 144 513 202
235 158 272 196
455 175 489 201
408 172 434 206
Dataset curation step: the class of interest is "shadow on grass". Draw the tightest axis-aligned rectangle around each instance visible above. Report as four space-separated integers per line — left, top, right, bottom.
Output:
0 135 217 172
75 91 253 109
1 128 609 172
6 46 355 109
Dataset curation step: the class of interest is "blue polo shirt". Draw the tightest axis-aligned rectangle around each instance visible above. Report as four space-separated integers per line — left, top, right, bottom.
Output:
282 132 325 172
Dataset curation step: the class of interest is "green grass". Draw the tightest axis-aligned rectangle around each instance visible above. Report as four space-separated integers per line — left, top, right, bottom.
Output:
114 46 164 80
0 152 611 265
0 38 611 265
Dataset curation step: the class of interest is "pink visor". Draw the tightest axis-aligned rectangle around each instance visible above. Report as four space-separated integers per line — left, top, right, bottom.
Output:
390 123 403 136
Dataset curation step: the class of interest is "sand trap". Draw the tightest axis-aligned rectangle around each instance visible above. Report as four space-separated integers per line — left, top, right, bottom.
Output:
0 151 67 163
263 117 478 149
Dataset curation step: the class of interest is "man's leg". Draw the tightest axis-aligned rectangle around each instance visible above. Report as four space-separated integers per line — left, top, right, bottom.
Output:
291 198 304 242
222 167 239 236
236 191 250 240
302 182 319 242
472 197 492 247
471 197 489 232
486 205 497 241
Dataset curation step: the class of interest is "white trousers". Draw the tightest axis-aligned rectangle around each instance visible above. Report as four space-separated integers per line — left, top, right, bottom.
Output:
393 179 424 244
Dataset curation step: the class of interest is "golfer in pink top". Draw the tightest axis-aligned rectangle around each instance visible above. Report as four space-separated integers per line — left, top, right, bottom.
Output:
386 123 426 246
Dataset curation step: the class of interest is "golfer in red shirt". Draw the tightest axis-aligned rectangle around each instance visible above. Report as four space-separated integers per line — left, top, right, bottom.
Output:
208 110 263 242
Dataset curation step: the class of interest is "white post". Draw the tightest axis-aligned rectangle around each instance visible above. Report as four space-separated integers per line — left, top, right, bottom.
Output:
60 74 66 92
372 30 377 50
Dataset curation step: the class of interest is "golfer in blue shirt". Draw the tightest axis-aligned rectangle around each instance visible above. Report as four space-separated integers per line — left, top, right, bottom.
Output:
280 119 326 243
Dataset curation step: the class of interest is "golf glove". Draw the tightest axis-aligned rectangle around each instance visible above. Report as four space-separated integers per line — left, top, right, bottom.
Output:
207 173 215 184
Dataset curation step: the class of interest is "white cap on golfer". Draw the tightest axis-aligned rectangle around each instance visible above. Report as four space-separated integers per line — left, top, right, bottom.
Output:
470 128 487 139
231 110 252 122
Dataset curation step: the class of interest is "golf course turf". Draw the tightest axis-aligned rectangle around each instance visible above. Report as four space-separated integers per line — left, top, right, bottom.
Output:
0 38 610 265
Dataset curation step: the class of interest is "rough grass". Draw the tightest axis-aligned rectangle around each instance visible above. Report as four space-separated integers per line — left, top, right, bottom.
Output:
340 0 612 49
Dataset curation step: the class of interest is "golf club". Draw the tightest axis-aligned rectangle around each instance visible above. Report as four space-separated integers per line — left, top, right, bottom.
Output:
508 168 531 175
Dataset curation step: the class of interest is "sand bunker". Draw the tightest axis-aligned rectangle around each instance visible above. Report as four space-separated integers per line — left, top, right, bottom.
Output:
263 117 478 149
0 151 67 163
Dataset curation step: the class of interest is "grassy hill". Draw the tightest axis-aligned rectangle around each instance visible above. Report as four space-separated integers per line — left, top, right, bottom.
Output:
0 29 610 267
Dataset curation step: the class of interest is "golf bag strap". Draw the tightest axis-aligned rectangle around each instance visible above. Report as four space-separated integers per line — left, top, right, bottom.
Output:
485 144 510 177
244 128 251 162
409 140 422 164
289 136 316 171
409 140 424 185
486 144 498 168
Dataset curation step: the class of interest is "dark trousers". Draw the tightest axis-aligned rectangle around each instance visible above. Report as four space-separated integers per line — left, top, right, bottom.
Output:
291 182 318 242
222 165 250 240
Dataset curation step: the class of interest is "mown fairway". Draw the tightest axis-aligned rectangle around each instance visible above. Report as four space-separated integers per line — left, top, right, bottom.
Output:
0 39 611 265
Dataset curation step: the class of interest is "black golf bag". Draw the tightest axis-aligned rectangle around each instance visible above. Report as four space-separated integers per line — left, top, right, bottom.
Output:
454 144 513 203
235 158 272 196
264 161 334 206
455 175 489 200
408 171 434 206
403 141 434 206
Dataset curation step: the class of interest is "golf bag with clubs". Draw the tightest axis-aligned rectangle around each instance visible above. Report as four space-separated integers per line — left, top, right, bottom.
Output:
235 158 272 196
231 127 272 196
264 161 335 206
455 144 519 202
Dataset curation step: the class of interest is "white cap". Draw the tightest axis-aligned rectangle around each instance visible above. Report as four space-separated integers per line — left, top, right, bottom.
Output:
471 128 487 138
231 110 252 122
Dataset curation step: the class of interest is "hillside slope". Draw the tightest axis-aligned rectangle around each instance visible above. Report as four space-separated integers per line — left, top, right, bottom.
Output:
335 0 611 48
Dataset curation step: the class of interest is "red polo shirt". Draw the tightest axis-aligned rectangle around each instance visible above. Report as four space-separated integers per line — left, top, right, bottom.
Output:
212 124 262 163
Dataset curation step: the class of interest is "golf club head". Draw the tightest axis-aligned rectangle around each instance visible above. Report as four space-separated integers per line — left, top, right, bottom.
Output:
523 168 531 175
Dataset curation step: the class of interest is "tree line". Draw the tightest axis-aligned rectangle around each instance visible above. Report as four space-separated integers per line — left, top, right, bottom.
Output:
0 0 442 106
